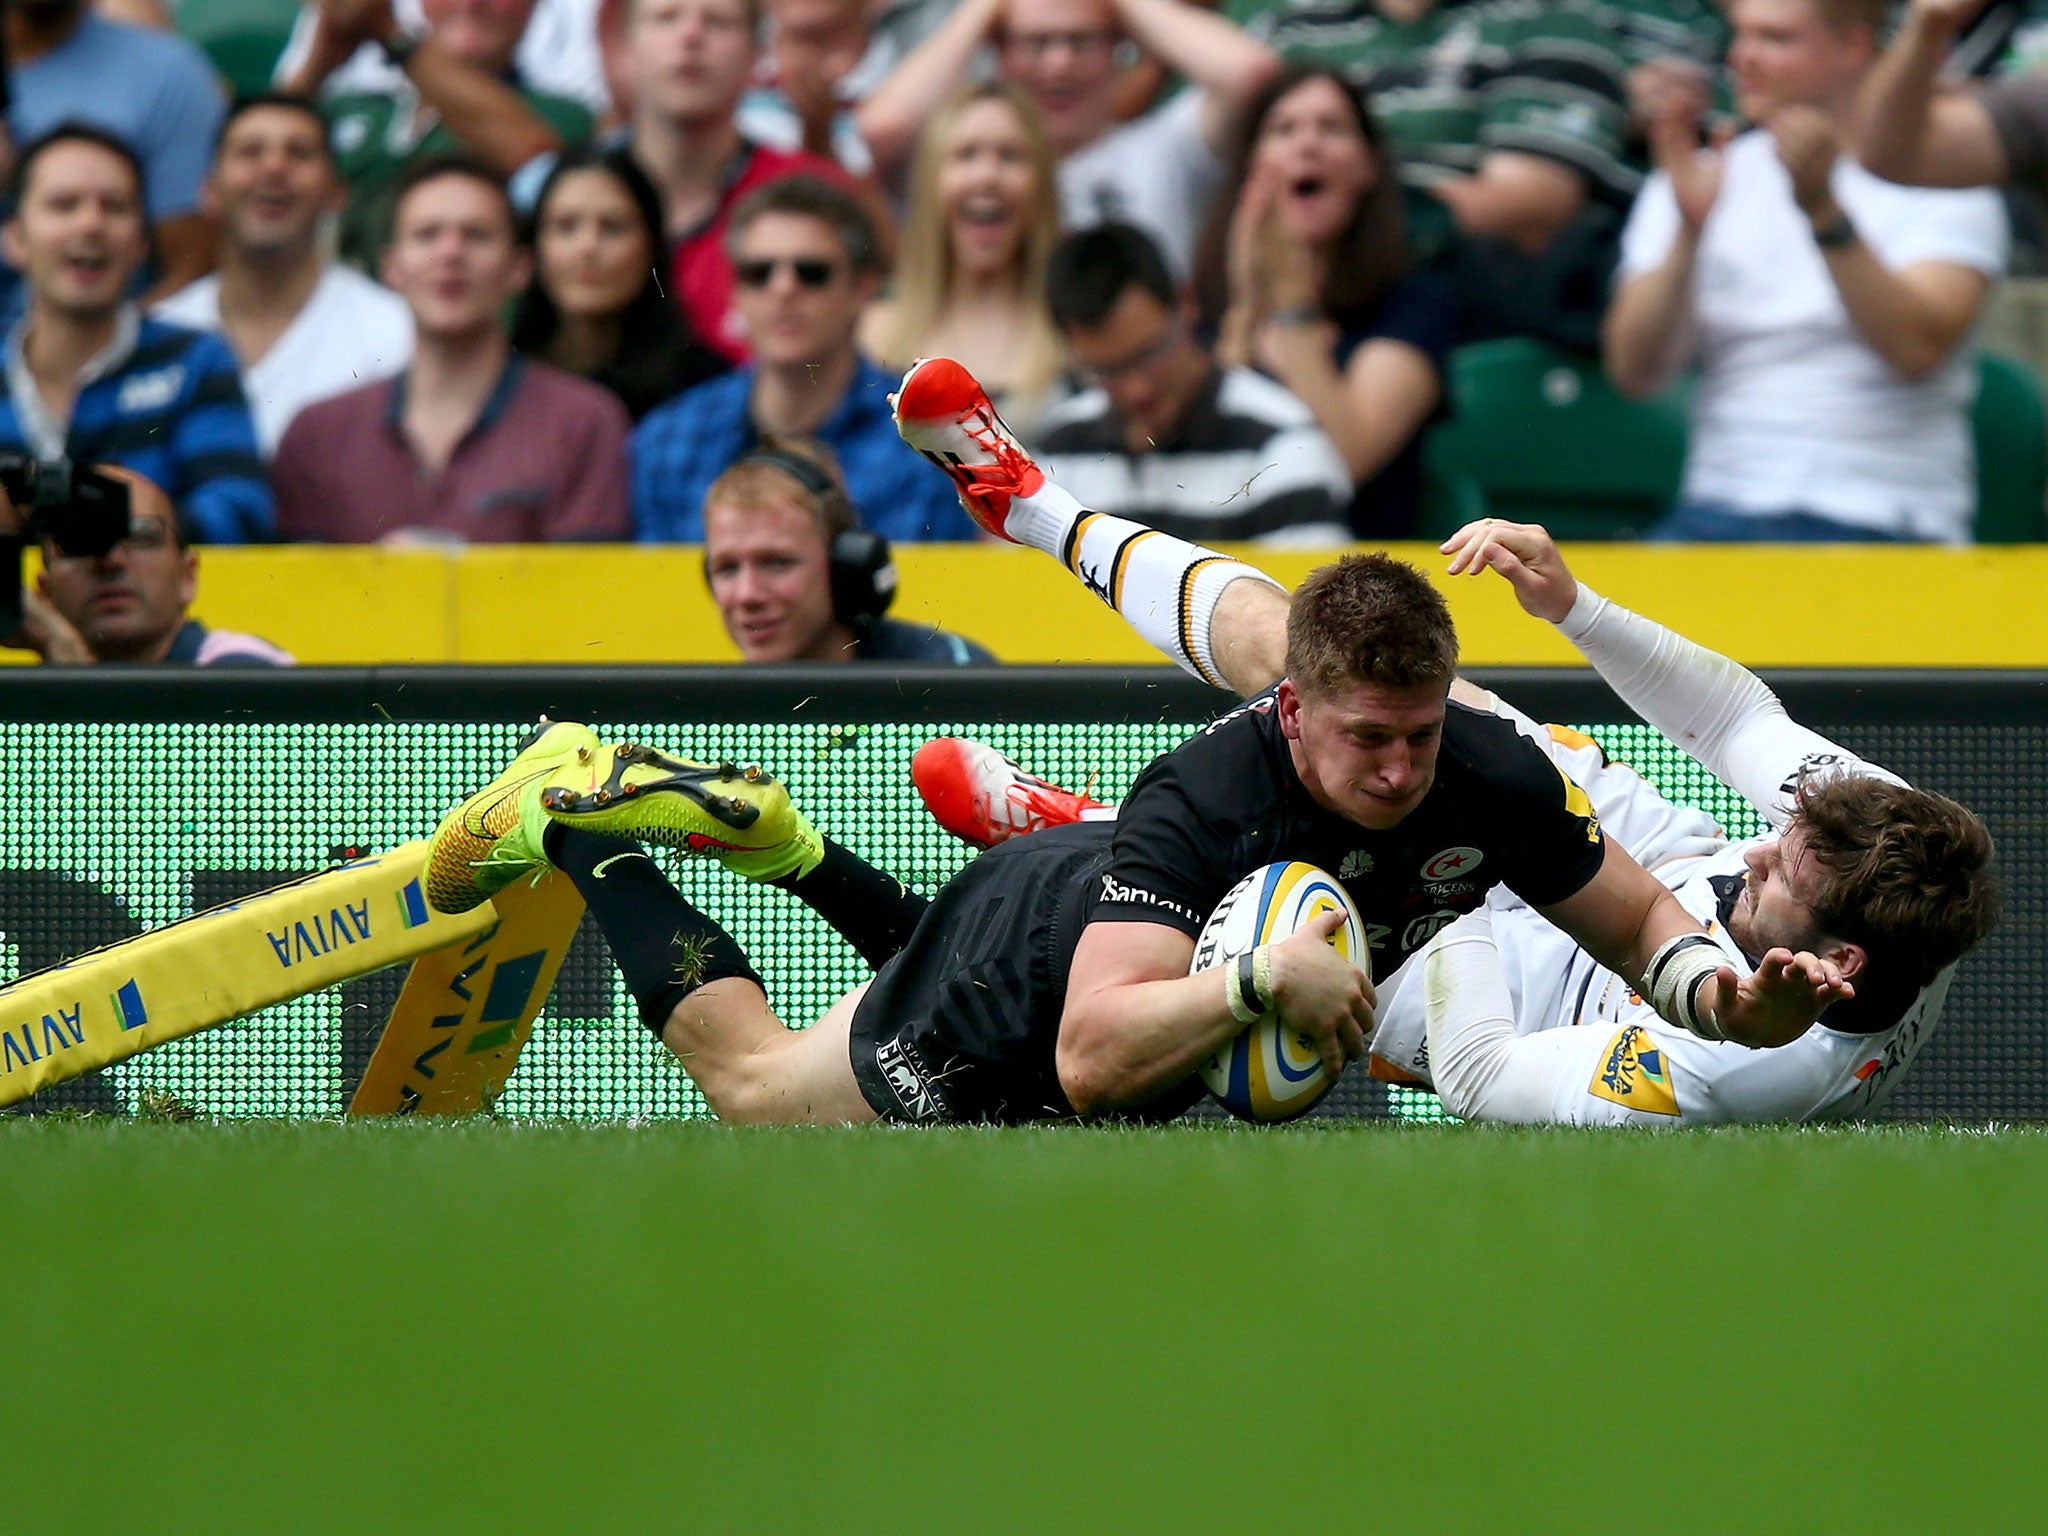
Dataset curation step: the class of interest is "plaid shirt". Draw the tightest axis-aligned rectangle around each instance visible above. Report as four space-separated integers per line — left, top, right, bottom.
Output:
630 357 978 543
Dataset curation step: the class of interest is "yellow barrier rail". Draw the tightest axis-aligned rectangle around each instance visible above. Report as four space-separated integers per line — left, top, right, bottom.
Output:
12 542 2048 667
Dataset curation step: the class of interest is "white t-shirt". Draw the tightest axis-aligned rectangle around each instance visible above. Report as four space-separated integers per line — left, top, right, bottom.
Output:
1618 130 2008 541
155 266 415 458
1058 88 1223 280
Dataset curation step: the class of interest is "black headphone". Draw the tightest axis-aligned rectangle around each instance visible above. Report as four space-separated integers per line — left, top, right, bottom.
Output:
715 445 898 629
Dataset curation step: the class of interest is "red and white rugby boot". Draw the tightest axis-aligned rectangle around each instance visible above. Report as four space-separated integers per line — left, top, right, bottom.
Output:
912 736 1108 850
892 357 1045 541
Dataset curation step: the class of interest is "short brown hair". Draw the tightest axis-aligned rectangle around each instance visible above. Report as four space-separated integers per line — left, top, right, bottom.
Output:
703 437 856 540
1810 0 1885 36
611 0 761 39
726 174 881 273
11 122 146 208
389 152 518 241
1284 554 1458 696
1796 774 2000 983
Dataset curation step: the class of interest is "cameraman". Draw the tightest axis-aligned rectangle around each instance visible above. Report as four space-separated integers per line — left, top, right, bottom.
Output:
0 126 272 543
4 466 292 666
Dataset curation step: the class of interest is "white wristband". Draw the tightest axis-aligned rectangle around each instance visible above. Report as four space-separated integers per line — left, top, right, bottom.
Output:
1644 934 1726 1042
1225 946 1275 1025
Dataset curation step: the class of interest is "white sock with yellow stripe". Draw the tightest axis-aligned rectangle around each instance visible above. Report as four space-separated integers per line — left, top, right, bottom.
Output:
1006 481 1281 689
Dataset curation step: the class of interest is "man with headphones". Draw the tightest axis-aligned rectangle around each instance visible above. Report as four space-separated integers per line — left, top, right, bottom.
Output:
702 439 995 664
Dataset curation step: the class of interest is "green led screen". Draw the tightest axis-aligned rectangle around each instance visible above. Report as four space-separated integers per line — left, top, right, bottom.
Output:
0 717 1773 1122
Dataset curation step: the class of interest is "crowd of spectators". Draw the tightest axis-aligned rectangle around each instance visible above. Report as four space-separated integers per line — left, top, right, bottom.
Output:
2 0 2045 665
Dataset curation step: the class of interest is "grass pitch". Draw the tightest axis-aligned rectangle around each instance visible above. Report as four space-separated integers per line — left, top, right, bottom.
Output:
6 1119 2042 1534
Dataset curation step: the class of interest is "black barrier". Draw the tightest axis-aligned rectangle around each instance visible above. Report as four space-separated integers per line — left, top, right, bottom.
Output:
7 662 2048 723
2 666 2041 1121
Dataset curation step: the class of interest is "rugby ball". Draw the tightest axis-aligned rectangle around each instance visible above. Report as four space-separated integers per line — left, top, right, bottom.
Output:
1194 861 1371 1122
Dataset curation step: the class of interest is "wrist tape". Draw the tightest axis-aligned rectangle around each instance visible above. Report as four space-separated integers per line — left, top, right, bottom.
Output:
1644 934 1726 1042
1226 946 1276 1025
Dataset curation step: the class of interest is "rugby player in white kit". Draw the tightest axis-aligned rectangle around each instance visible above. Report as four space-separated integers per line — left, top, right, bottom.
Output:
1376 519 2001 1125
897 367 2000 1125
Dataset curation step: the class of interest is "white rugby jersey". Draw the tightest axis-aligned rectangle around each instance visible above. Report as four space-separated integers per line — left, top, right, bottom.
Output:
1371 835 1955 1126
1365 588 1956 1127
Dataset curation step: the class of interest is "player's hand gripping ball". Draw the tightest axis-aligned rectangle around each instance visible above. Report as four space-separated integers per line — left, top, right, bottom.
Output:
1194 862 1371 1122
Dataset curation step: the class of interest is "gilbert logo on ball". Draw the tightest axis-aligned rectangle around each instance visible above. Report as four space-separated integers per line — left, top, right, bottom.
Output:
1194 862 1370 1122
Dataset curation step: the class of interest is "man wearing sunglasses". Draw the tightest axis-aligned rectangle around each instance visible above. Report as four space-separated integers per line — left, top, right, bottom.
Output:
4 467 293 667
1038 222 1351 544
631 175 978 543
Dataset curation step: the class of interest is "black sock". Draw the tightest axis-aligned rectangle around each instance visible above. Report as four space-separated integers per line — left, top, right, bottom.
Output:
769 837 929 970
545 825 764 1035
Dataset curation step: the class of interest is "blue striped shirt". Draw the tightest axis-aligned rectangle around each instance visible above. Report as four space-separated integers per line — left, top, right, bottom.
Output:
0 312 273 543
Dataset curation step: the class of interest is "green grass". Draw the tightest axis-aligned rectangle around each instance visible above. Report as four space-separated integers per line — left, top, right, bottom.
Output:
6 1120 2043 1534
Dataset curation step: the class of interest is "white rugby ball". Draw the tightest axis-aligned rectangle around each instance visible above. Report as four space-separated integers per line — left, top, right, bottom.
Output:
1194 861 1371 1122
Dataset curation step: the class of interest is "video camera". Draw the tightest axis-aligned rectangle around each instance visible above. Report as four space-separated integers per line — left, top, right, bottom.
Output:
0 454 135 642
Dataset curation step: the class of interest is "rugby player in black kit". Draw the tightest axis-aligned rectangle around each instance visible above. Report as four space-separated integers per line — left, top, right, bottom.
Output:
421 545 1849 1125
418 359 1851 1125
821 553 1624 1123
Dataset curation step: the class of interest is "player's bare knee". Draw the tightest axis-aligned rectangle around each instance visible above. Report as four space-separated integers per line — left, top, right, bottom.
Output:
657 1028 773 1121
655 983 772 1106
703 1051 836 1124
696 1069 778 1124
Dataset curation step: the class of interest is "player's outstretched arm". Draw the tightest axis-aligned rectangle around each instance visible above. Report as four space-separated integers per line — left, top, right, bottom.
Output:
1056 912 1372 1115
1420 912 1849 1122
1442 516 1580 624
1422 910 1672 1123
1443 517 1896 825
1537 838 1850 1047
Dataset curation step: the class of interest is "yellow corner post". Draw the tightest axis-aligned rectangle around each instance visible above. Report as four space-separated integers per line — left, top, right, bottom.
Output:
349 869 586 1117
0 842 493 1108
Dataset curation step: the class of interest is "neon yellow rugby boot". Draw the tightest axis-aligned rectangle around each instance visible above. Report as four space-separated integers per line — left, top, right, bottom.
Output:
539 743 824 883
421 719 605 913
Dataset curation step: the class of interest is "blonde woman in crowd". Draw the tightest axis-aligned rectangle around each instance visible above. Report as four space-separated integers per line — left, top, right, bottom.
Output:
861 81 1065 436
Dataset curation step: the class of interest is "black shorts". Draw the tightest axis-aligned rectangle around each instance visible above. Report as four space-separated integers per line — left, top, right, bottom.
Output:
848 824 1108 1125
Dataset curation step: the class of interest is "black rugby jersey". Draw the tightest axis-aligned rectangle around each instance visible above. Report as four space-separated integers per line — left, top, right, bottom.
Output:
1090 687 1608 981
850 687 1609 1126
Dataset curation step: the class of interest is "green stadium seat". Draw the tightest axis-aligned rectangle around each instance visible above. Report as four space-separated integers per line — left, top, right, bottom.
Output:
177 0 299 97
1419 460 1487 537
1420 338 1690 542
1971 351 2048 544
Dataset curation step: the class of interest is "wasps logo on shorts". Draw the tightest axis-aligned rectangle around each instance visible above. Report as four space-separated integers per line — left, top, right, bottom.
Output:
1589 1026 1681 1116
